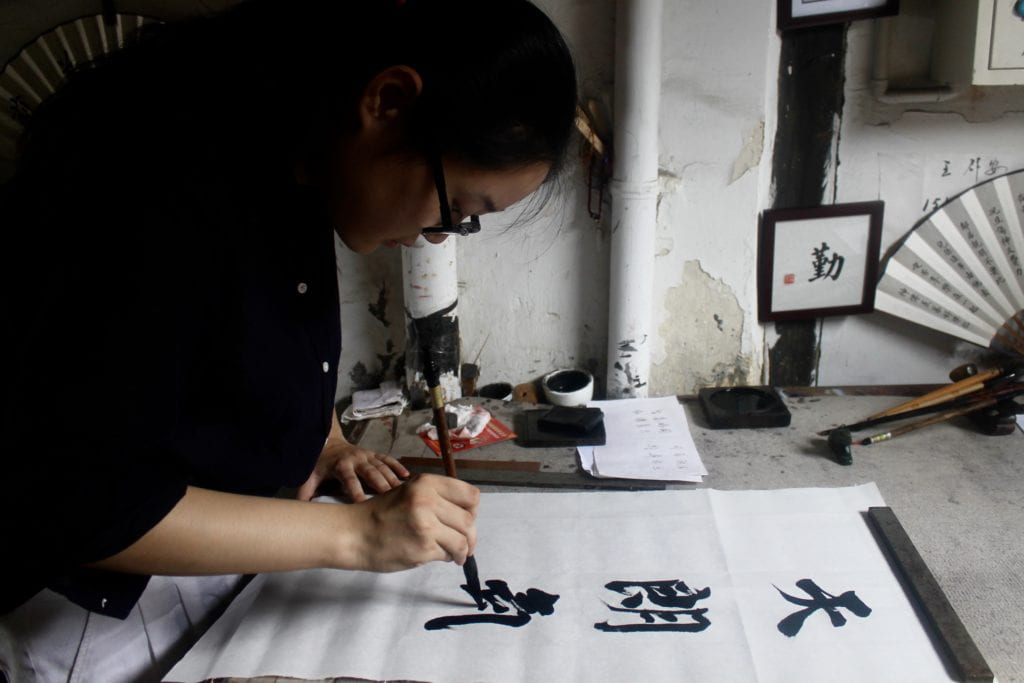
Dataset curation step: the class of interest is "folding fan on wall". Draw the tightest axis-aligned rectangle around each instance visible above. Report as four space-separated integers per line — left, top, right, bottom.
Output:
0 13 159 171
875 169 1024 358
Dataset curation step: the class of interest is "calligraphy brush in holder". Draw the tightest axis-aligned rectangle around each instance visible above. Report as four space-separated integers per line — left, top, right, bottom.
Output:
875 168 1024 360
821 372 1023 461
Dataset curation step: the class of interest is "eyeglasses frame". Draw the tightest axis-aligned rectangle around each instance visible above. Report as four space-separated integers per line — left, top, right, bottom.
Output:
421 149 481 237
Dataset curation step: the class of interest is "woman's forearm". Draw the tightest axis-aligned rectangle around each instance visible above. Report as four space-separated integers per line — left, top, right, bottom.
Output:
91 471 480 575
91 486 366 575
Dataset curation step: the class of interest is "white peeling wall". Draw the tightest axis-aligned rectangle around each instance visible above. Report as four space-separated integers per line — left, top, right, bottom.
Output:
650 0 775 394
456 167 611 394
335 238 407 398
819 21 1024 385
459 0 778 399
454 0 615 396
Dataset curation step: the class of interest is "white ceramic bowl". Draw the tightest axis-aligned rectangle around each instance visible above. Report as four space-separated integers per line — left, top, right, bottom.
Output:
542 369 594 406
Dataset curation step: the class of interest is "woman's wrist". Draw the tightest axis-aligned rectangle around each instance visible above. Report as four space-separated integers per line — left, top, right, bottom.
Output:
324 500 372 571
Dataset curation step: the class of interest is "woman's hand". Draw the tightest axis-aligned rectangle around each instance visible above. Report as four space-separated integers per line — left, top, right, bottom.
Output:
297 438 410 502
341 473 479 571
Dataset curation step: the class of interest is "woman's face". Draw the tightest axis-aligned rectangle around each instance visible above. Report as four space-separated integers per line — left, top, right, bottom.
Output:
310 65 553 253
326 149 550 254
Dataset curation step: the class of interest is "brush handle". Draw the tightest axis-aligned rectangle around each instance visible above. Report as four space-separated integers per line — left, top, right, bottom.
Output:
416 324 480 585
819 383 1023 436
862 398 998 445
429 385 457 478
865 367 1002 421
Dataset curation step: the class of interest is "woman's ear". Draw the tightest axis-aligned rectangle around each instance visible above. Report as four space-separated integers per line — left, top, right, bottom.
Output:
357 65 423 134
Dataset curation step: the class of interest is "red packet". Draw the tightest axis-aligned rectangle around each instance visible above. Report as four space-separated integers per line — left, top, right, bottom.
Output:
419 415 517 456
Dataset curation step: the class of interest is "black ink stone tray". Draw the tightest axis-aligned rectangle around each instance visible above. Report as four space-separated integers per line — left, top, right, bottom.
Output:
515 409 606 448
698 386 791 429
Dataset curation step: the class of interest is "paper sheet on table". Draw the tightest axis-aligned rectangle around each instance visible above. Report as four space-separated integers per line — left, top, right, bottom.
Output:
577 396 706 481
167 485 953 683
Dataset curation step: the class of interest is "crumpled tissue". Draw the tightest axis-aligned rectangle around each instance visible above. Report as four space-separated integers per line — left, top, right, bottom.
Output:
417 404 492 440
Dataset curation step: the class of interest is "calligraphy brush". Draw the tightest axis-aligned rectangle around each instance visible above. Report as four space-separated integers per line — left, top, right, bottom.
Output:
857 397 999 446
417 334 484 608
862 366 1004 421
817 382 1024 437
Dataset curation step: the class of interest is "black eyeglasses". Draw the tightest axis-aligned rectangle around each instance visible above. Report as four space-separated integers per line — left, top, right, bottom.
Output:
420 150 481 237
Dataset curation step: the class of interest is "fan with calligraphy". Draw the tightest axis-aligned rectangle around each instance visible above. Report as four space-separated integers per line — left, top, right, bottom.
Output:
875 169 1024 358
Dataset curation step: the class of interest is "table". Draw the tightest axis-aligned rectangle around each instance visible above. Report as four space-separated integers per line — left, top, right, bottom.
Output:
209 390 1024 683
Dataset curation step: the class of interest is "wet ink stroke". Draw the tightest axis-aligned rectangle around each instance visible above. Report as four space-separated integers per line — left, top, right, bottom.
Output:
424 579 559 631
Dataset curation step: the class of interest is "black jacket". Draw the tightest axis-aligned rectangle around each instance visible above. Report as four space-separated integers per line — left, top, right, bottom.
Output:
1 47 341 616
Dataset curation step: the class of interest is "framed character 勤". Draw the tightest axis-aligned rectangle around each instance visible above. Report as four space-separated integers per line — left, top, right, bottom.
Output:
777 0 899 31
758 201 884 322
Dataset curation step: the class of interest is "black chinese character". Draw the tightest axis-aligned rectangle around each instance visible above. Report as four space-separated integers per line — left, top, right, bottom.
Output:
424 579 559 630
809 242 844 282
775 578 871 637
594 579 711 633
966 157 982 180
985 158 1007 176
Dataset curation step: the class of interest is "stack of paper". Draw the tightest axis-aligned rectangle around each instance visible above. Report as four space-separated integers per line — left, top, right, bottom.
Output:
578 396 707 482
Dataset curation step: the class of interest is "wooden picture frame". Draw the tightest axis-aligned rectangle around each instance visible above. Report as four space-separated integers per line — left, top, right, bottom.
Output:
777 0 899 31
758 201 884 322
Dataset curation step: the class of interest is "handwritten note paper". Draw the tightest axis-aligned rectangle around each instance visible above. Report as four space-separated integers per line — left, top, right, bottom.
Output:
578 396 706 482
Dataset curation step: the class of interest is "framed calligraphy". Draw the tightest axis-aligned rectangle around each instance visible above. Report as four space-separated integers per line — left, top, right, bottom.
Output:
777 0 899 31
758 201 884 322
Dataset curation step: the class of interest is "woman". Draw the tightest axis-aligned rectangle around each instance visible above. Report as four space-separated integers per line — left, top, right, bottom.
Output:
0 0 577 680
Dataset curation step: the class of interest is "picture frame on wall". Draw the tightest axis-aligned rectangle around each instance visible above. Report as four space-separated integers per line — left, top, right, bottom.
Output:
758 201 884 322
777 0 899 31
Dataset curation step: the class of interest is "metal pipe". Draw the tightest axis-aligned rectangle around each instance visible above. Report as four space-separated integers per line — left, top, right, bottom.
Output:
402 236 462 408
606 0 663 398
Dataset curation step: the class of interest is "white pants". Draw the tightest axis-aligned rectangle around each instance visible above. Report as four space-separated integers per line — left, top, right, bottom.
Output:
0 574 244 683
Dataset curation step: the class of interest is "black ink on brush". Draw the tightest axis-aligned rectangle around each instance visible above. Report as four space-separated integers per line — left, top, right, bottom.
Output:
424 579 560 630
463 555 484 609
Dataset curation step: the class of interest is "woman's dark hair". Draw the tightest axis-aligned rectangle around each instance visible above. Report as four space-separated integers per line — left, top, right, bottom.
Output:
391 0 579 175
16 0 578 187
